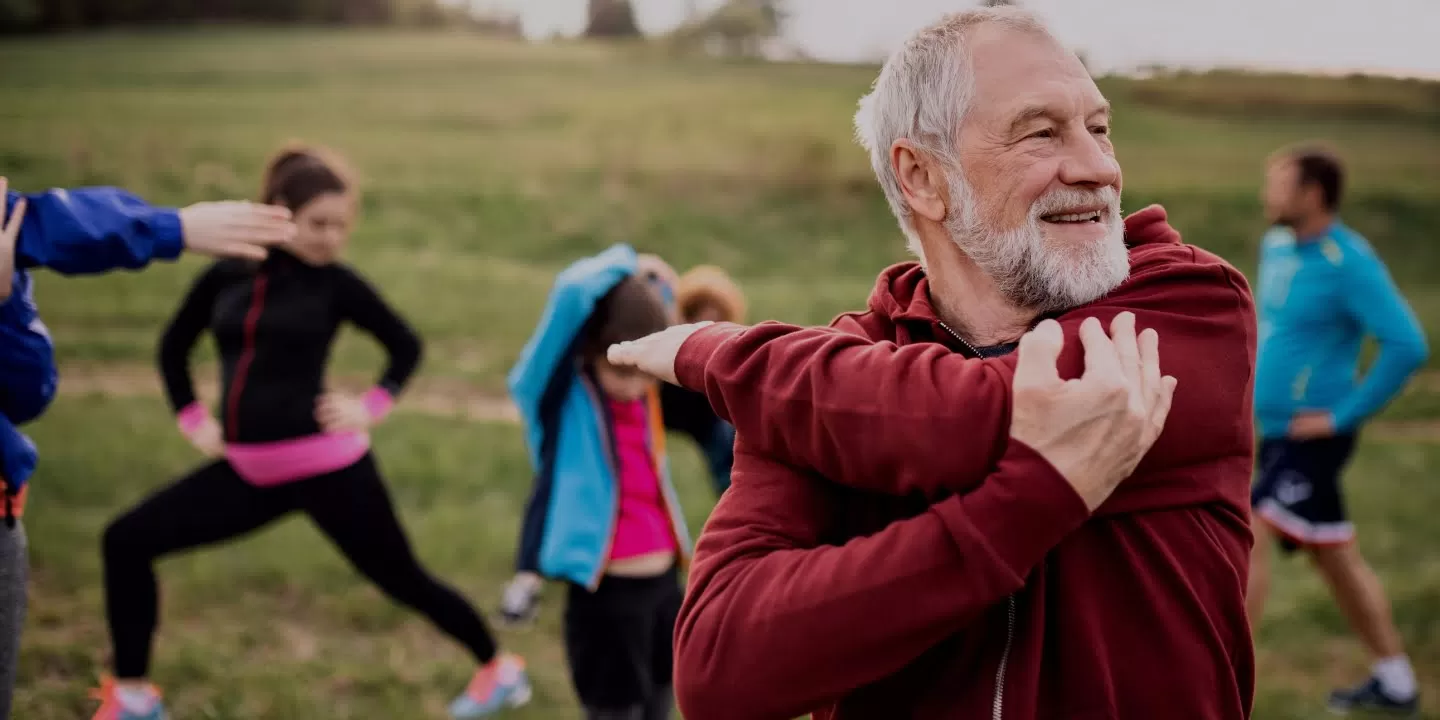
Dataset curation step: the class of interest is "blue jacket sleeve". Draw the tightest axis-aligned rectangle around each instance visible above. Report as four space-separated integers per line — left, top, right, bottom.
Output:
0 412 38 493
1332 245 1429 431
7 187 185 275
507 244 637 468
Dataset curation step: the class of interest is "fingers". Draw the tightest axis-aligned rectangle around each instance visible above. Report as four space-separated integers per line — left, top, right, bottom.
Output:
224 243 269 261
1014 319 1064 387
1109 312 1140 385
607 338 642 368
250 203 293 221
1150 375 1179 430
1078 316 1120 381
2 197 26 242
1139 327 1161 401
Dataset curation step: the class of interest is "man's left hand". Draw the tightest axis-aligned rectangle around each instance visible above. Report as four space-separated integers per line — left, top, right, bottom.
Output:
1288 410 1336 440
607 322 715 385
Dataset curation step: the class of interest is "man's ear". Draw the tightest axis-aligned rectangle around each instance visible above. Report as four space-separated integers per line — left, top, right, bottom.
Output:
891 139 948 224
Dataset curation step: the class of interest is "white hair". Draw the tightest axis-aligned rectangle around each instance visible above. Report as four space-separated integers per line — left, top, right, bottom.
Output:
854 8 1059 263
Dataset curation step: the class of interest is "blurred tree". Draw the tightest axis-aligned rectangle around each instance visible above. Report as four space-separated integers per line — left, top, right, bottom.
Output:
0 0 450 32
0 0 41 31
585 0 639 38
669 0 787 58
981 0 1019 6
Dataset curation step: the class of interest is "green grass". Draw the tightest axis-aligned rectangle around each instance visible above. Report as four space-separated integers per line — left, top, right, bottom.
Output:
17 395 719 720
1 27 1438 720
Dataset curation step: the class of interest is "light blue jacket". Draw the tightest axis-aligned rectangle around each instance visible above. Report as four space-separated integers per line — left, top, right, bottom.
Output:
508 244 692 589
1254 221 1429 438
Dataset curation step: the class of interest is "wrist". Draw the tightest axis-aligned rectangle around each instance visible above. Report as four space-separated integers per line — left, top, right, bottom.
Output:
176 402 209 435
154 209 186 260
674 322 746 391
362 387 395 422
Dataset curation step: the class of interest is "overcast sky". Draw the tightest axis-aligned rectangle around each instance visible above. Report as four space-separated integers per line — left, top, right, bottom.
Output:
476 0 1440 78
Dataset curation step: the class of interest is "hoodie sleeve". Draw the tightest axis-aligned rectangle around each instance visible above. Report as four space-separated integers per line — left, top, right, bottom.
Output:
673 247 1256 501
674 438 1089 720
1330 243 1428 431
8 188 185 275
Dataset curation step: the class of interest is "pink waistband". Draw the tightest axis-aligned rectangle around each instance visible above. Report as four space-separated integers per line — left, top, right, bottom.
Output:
225 431 371 486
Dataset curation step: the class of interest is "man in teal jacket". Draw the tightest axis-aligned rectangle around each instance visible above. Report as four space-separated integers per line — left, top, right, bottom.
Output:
1246 146 1429 715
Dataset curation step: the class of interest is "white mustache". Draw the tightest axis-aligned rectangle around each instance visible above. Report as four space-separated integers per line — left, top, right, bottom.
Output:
1031 186 1121 218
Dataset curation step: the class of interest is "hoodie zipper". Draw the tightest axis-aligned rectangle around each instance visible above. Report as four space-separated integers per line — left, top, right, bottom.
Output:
937 321 982 357
992 596 1016 720
939 320 1016 720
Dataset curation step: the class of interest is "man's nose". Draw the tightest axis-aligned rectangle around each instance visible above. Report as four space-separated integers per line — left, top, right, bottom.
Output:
1058 130 1120 188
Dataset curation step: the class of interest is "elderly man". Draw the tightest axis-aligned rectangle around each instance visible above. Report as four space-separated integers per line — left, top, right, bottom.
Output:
608 8 1257 720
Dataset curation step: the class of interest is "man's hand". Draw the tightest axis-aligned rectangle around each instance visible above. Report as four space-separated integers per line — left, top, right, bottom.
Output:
0 178 26 300
1010 312 1178 512
179 201 295 261
1288 411 1336 440
607 321 716 385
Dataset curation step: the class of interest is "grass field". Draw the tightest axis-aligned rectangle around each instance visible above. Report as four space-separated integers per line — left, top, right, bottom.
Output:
1 28 1438 719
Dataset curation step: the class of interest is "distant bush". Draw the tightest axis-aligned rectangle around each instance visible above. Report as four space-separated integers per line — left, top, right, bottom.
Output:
1114 69 1440 125
0 0 475 32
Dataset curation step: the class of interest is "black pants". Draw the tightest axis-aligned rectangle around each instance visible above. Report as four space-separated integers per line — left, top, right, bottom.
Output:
102 453 498 678
564 567 680 719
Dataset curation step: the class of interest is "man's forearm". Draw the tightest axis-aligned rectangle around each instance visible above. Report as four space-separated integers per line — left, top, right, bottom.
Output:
672 251 1255 502
675 321 1008 500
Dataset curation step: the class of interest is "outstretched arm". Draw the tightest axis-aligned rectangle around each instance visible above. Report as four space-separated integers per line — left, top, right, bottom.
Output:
9 185 185 274
615 247 1254 501
4 178 293 276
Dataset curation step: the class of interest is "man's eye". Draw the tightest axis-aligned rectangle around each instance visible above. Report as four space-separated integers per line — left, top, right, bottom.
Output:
1027 129 1055 140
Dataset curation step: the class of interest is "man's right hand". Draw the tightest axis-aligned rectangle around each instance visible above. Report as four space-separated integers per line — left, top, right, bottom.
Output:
1010 312 1177 512
178 201 295 261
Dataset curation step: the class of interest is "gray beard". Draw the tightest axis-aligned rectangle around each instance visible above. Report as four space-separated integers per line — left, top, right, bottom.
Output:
945 178 1131 313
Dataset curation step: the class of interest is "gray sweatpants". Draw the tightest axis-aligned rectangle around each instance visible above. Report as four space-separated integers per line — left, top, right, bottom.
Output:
0 521 28 720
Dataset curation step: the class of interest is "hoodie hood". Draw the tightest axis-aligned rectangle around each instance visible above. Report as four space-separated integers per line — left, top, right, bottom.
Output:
865 204 1183 325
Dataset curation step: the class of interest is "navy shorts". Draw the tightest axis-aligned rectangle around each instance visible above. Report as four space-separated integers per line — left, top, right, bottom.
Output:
1251 434 1358 553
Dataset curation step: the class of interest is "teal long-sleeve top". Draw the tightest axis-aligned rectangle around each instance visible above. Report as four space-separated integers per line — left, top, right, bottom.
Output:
1253 220 1428 439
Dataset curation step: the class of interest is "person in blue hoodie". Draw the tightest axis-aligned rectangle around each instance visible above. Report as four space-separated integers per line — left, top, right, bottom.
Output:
1246 145 1430 715
0 177 294 719
502 245 692 720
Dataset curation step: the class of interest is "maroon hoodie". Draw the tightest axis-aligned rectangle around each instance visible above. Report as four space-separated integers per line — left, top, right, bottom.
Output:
671 206 1257 720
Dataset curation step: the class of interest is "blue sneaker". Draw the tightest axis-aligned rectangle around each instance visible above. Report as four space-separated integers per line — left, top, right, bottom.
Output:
91 677 167 720
1328 677 1419 716
449 653 532 718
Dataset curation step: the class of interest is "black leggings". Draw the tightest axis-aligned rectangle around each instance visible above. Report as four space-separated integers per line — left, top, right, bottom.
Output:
102 453 498 678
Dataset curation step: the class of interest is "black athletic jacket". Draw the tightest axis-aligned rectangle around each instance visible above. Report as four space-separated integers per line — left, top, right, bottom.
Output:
158 250 422 443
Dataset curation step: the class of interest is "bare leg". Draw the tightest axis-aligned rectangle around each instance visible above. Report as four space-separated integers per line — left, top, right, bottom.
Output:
1309 542 1404 659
